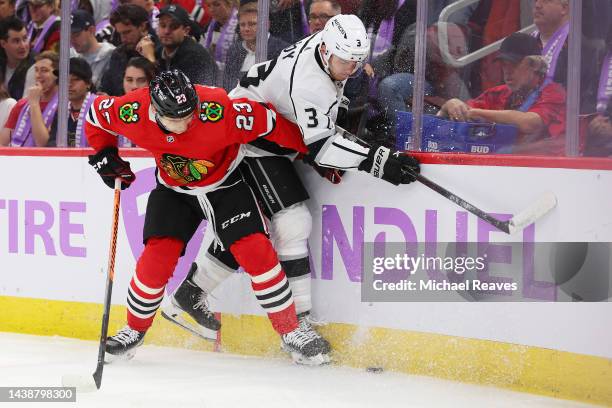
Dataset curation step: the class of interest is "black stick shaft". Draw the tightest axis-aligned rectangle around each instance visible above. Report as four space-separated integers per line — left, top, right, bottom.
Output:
92 180 122 389
413 173 510 233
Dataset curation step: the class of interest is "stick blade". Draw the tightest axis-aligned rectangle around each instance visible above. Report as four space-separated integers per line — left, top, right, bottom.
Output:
508 192 557 234
61 374 99 393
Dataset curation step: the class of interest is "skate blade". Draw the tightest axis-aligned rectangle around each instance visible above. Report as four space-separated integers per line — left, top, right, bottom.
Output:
281 344 332 366
161 307 218 342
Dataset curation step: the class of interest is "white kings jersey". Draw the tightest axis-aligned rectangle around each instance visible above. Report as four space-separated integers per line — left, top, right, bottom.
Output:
228 32 370 171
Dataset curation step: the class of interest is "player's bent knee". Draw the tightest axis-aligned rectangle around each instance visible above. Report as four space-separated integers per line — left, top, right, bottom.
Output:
271 203 312 256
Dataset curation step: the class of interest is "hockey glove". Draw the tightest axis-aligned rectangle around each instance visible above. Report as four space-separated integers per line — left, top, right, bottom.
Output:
358 145 420 185
312 163 344 184
88 146 135 190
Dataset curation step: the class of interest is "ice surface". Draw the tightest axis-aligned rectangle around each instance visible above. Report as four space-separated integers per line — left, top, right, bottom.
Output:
0 333 593 408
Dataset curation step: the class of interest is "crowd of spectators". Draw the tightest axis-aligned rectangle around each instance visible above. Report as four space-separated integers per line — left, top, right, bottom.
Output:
0 0 609 157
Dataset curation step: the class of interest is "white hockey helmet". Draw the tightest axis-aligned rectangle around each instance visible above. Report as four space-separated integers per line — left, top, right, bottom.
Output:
320 14 369 66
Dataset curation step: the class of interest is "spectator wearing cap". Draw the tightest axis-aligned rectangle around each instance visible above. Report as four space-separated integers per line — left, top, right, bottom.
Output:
64 57 96 147
439 33 567 155
25 0 60 53
307 0 340 34
222 0 287 91
160 0 211 29
0 0 15 19
0 16 35 100
136 4 216 86
99 4 155 96
0 51 59 147
71 9 115 90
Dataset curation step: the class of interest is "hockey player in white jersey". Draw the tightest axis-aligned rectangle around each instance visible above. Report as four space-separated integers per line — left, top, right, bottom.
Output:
162 14 420 365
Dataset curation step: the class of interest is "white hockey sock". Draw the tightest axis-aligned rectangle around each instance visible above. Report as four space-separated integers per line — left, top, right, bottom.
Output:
288 275 312 315
192 254 234 294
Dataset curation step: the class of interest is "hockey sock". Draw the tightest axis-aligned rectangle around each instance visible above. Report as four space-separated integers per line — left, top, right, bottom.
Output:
280 258 312 315
127 237 184 332
230 233 298 335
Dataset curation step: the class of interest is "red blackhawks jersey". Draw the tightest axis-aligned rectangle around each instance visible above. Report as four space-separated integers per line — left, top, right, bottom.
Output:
85 86 307 193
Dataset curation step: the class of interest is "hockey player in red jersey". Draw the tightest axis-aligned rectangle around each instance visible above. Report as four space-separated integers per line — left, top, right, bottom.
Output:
85 69 329 361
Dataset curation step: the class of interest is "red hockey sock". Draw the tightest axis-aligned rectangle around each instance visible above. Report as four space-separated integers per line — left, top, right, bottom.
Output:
127 237 183 332
230 233 298 335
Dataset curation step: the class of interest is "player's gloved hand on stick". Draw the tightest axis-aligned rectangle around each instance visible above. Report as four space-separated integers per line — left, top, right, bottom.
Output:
358 145 420 185
88 146 136 190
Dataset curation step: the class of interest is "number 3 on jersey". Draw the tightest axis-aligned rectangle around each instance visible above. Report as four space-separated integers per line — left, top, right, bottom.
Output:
240 59 277 88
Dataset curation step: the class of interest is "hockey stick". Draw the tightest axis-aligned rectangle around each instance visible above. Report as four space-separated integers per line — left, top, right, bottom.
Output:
62 178 122 391
334 125 557 235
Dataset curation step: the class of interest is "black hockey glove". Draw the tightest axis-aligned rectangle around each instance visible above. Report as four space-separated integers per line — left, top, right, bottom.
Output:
358 145 420 185
88 146 136 190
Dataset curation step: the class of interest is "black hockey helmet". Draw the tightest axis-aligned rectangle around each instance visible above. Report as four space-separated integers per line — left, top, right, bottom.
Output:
149 70 198 118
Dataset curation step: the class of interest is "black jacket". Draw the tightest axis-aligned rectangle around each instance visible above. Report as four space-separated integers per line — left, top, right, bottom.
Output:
0 52 35 100
99 45 142 96
155 37 217 86
222 35 288 92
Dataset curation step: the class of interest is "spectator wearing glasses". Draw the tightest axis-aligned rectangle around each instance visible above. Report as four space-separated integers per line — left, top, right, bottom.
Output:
136 4 217 86
0 16 35 100
1 51 59 147
64 57 96 147
99 4 154 96
307 0 340 34
71 9 115 90
222 0 287 91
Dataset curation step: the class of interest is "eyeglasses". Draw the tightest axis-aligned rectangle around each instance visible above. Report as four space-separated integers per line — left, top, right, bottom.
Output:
308 14 333 22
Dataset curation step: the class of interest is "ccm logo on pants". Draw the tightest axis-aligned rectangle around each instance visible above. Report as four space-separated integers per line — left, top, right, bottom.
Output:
221 212 251 229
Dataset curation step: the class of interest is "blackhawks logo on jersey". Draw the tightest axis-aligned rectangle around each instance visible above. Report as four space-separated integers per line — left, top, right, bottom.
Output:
119 102 140 123
199 101 223 123
160 153 215 183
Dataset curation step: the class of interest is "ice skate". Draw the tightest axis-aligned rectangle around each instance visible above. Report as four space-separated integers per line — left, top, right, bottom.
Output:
281 312 331 366
161 263 220 341
105 325 146 363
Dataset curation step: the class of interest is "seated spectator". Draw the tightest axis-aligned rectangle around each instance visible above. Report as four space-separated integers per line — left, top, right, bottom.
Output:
0 0 15 19
99 4 153 96
0 82 16 129
0 50 59 147
159 0 211 28
439 34 566 155
202 0 238 77
222 0 287 91
585 96 612 157
60 57 95 147
76 0 116 43
307 0 340 34
136 4 216 85
123 56 155 93
0 16 35 99
118 56 155 146
532 0 601 113
26 0 60 53
71 9 115 90
119 0 159 30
